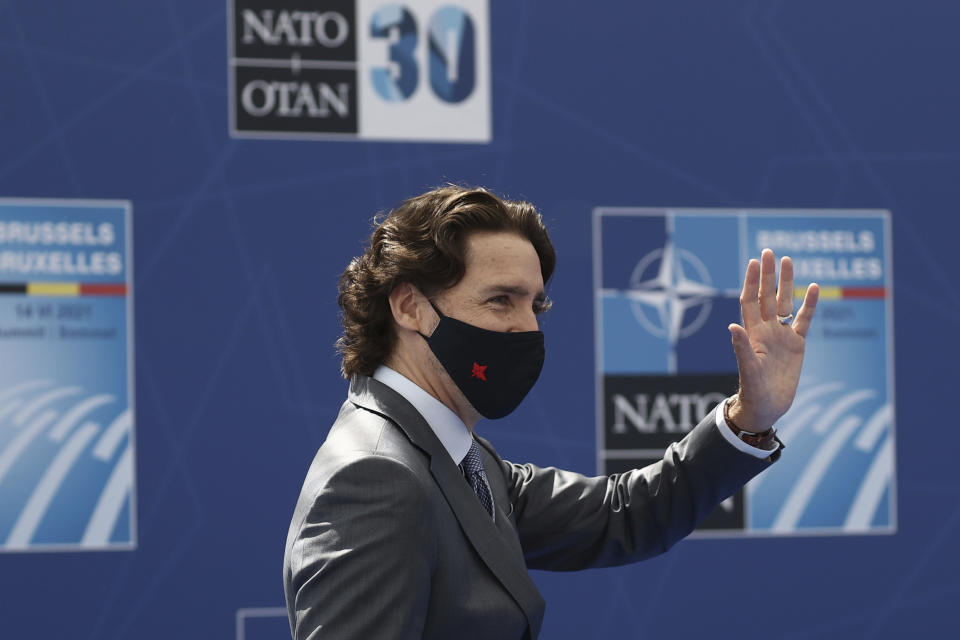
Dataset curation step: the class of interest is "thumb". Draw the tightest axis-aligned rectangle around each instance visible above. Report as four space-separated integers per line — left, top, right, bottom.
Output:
728 323 757 370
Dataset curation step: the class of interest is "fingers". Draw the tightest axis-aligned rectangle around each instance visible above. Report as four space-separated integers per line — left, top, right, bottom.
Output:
739 259 762 329
758 249 778 321
793 283 820 337
777 256 794 317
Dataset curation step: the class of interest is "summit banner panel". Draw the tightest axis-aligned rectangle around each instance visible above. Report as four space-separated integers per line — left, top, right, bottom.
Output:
0 199 135 552
593 208 895 536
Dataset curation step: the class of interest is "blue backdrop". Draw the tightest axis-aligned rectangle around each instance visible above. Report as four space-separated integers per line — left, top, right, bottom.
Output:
1 0 957 637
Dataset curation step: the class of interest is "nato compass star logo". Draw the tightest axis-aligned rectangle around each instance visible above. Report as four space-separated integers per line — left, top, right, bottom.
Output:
624 241 739 347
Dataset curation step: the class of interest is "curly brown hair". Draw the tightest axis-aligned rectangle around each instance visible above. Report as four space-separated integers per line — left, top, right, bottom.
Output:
336 185 556 378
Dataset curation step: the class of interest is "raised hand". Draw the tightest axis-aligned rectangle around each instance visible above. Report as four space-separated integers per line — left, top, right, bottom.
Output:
727 249 819 433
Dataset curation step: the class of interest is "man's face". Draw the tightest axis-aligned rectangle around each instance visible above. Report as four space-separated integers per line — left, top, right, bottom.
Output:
432 230 548 333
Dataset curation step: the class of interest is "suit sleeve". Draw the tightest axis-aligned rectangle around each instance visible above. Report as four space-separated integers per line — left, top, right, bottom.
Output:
500 413 774 571
287 454 435 639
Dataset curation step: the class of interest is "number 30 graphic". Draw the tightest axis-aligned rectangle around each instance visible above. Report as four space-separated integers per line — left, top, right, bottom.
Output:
370 5 476 103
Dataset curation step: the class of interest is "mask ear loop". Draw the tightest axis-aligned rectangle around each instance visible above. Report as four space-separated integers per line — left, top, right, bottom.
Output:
416 296 445 341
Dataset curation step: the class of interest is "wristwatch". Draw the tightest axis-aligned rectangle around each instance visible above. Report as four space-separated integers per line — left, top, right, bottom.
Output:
723 398 783 452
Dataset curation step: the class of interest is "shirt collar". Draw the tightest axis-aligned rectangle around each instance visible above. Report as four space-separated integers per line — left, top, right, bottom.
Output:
372 365 473 465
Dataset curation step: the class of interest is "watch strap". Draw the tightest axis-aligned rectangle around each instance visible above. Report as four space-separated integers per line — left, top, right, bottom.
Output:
724 398 782 451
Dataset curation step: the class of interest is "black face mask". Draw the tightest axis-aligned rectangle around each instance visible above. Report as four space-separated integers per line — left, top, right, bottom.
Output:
419 301 545 419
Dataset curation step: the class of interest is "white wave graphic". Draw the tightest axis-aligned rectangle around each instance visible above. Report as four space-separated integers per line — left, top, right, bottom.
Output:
811 389 875 435
14 387 82 426
82 445 133 547
844 437 894 531
7 423 100 548
772 414 863 532
0 409 59 486
0 380 53 424
0 380 52 405
93 410 131 461
776 381 844 440
48 395 115 442
764 384 893 533
855 405 893 452
0 382 133 550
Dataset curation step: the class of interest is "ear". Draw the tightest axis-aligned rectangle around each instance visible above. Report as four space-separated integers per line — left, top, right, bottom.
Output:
388 282 435 335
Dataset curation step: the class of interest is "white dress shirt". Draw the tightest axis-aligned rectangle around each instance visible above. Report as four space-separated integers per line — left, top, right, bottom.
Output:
715 396 780 458
374 365 474 465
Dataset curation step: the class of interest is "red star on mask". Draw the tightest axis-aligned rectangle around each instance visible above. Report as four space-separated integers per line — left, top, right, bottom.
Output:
471 362 487 381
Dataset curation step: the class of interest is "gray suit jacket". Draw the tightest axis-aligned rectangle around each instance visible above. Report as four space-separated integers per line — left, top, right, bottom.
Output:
283 375 774 639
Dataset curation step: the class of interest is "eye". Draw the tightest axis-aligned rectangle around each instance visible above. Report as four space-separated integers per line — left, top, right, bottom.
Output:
533 297 553 315
487 295 510 306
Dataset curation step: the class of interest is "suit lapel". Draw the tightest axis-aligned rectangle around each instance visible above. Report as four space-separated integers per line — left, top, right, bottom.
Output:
481 446 527 563
427 451 545 637
350 376 545 638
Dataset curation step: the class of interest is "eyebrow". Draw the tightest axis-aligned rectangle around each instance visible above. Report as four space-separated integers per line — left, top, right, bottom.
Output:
482 284 547 300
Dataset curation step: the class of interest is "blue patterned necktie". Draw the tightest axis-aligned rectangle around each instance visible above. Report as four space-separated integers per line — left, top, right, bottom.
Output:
459 440 494 519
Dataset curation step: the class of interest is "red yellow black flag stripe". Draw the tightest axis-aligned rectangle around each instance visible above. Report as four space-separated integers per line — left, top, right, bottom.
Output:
0 282 127 296
795 285 886 300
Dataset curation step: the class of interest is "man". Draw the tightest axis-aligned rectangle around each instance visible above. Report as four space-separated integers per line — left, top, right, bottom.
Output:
283 186 819 639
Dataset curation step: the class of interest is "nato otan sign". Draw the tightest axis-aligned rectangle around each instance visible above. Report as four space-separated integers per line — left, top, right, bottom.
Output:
229 0 491 142
594 207 896 537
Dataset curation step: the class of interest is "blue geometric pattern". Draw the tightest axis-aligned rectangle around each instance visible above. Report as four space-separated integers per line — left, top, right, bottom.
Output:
0 0 957 638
